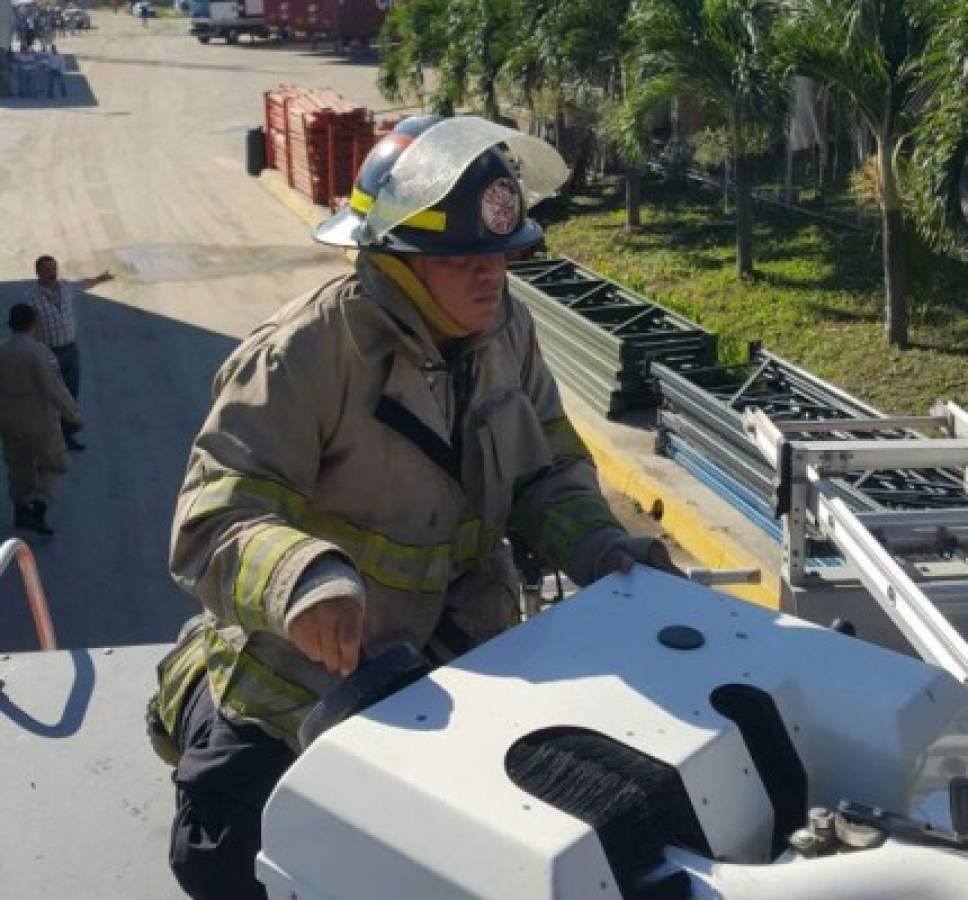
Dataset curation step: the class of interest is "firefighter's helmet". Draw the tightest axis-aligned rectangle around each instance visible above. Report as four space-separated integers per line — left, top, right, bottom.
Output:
313 115 568 255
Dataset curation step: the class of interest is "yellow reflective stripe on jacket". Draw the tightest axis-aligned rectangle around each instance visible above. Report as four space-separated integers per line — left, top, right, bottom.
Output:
301 510 494 593
204 626 313 738
542 416 590 462
537 495 621 570
185 474 497 599
186 475 307 525
235 526 312 630
155 625 208 736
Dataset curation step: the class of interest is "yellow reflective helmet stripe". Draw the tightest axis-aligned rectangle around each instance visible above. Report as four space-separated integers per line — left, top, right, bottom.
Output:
349 186 373 214
368 251 469 340
350 186 447 232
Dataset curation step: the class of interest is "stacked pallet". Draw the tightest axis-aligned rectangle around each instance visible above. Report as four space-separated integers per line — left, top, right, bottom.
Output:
507 258 718 418
652 348 968 518
264 86 375 208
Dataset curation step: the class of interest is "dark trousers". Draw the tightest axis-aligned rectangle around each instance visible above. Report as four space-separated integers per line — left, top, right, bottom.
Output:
52 342 80 439
170 676 295 900
46 69 66 97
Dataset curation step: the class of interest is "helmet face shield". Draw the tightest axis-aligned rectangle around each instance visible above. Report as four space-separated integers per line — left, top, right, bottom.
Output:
364 117 568 242
314 116 569 255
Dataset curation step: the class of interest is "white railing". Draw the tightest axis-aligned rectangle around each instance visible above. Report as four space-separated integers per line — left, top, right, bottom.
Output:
0 539 57 651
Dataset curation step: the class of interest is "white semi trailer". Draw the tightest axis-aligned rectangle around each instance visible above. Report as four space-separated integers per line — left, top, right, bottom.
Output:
0 0 15 50
189 0 267 43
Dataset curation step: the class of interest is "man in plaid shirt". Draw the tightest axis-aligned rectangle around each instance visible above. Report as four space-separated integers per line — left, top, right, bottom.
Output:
27 255 113 451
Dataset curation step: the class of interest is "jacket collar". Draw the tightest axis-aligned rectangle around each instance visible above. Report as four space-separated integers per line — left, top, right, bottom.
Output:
355 252 512 366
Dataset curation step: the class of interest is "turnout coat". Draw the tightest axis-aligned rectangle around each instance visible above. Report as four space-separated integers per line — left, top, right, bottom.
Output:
166 253 626 747
0 332 78 461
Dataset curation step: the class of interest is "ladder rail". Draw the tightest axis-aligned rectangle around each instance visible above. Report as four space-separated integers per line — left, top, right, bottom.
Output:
0 538 57 651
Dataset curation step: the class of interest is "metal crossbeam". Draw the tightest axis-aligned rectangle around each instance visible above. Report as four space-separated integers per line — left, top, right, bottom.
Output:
743 408 968 476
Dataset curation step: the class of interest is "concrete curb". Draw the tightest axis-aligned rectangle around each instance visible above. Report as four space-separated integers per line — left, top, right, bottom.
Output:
258 168 329 229
256 166 783 610
563 396 781 609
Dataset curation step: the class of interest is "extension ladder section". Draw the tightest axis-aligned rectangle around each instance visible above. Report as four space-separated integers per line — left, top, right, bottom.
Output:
743 405 968 682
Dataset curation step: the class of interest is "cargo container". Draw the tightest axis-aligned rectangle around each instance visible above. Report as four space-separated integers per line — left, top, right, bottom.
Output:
264 0 389 46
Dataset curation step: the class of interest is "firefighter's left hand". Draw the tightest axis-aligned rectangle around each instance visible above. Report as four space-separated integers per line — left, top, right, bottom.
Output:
596 536 685 579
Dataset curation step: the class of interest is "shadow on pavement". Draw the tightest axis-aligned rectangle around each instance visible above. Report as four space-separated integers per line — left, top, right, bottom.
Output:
0 56 98 109
0 284 238 652
0 648 95 737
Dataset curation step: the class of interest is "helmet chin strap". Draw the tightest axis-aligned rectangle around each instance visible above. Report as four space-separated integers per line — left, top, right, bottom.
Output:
368 252 470 341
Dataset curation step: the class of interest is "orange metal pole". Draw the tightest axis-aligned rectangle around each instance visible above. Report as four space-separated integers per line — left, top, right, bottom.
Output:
1 539 57 651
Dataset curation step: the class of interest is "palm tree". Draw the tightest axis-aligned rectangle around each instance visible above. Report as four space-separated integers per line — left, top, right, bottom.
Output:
909 0 968 253
778 0 937 347
507 1 640 209
602 73 677 231
629 0 788 279
448 0 527 121
377 0 450 111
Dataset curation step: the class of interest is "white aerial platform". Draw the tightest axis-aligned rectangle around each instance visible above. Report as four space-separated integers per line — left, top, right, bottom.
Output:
0 644 183 900
259 568 968 900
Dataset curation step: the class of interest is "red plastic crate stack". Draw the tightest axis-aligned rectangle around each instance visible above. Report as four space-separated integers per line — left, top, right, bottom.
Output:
263 86 375 209
264 86 293 172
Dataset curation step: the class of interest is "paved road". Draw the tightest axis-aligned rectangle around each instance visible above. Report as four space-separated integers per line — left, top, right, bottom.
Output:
0 12 681 653
0 12 398 650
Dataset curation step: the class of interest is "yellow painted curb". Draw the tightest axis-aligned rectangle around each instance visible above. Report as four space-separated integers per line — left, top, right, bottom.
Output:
258 169 327 229
567 408 781 610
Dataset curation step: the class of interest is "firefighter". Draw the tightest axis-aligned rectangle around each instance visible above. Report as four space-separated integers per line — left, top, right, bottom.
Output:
0 303 82 535
160 115 679 900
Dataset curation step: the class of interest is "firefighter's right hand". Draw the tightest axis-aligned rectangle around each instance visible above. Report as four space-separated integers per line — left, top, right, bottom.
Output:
289 597 363 678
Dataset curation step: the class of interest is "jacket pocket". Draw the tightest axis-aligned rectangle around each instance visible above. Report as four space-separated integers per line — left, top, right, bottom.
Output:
474 388 552 528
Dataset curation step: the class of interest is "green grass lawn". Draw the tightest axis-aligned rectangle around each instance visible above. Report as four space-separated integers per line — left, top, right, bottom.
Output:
541 176 967 415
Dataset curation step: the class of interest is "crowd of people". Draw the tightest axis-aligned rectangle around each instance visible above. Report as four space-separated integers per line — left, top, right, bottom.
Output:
0 257 113 535
0 45 68 98
0 4 88 99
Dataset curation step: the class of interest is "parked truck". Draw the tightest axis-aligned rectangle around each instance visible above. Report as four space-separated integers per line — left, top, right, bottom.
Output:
190 0 269 44
264 0 389 49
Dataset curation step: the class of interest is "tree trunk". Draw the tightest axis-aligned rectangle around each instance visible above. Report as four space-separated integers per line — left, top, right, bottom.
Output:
817 91 829 200
483 81 500 122
877 138 908 347
731 107 755 279
784 126 795 205
625 167 642 232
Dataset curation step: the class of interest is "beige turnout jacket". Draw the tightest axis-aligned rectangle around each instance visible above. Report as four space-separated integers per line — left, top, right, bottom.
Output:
0 332 78 447
168 253 625 744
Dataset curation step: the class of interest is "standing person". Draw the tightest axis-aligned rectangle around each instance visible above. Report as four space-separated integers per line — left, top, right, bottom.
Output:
157 116 681 900
0 49 12 98
16 49 35 98
26 255 113 452
44 45 66 99
0 304 82 535
139 2 149 27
